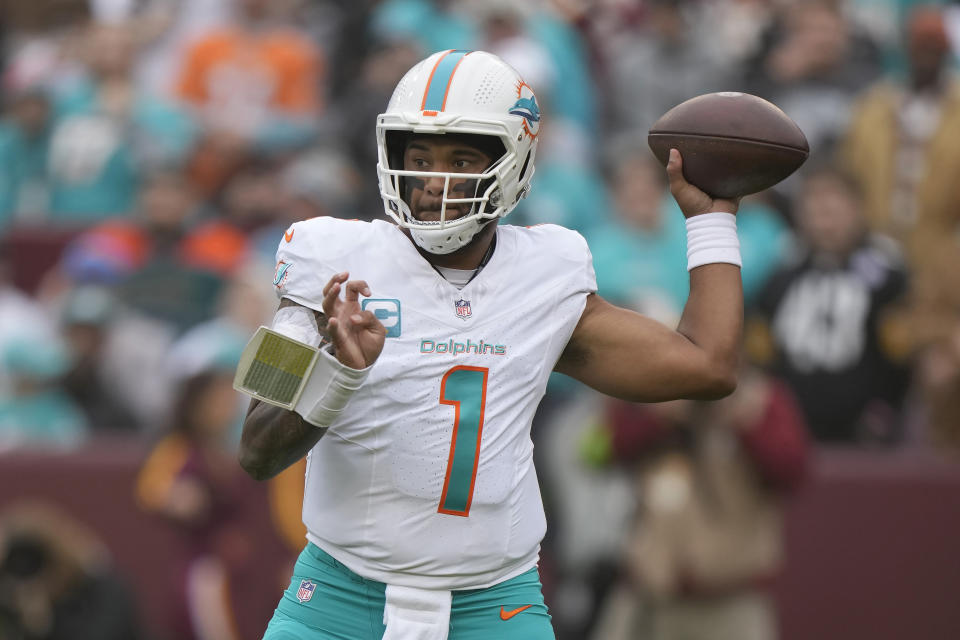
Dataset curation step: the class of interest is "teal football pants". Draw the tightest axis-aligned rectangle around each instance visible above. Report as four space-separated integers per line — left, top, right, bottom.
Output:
263 543 554 640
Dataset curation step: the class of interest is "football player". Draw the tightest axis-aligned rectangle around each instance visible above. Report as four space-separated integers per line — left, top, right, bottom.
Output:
236 50 742 640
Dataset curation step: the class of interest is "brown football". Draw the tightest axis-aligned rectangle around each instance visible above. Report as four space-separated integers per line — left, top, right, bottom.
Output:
647 92 809 199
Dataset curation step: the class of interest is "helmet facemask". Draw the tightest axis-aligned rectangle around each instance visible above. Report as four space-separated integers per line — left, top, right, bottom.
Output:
379 131 511 254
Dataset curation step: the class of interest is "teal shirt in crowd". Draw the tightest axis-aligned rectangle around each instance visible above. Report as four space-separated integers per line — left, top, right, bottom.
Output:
527 16 596 133
371 0 478 53
588 196 789 315
0 389 87 450
45 78 196 222
589 196 690 316
512 162 612 237
737 200 791 303
0 122 51 228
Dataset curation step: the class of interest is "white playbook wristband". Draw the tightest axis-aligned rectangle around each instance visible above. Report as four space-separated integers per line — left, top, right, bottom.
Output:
685 212 742 270
293 344 372 428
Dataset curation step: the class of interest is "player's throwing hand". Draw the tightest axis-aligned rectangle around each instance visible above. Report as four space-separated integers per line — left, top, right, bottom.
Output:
321 272 386 369
666 148 740 218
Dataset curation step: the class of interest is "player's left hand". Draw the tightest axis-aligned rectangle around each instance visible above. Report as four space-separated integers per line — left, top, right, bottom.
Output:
321 272 386 369
666 148 740 218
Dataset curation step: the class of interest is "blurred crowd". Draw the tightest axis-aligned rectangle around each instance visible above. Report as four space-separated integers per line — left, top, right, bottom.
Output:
0 0 959 638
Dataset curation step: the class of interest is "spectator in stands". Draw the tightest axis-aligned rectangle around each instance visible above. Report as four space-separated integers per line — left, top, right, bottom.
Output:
589 146 689 317
589 139 788 314
601 0 732 140
169 164 261 281
0 84 52 226
566 0 645 63
212 159 283 236
0 335 87 452
46 21 196 222
164 258 308 555
104 168 231 332
689 0 775 72
176 0 323 150
370 0 477 55
589 364 808 640
477 0 597 133
753 164 910 444
884 239 960 447
165 259 274 390
0 254 57 397
843 0 912 70
510 117 612 236
277 147 360 222
474 2 557 100
742 0 883 156
327 37 421 216
472 0 599 135
60 285 141 432
914 321 960 449
249 146 361 261
136 359 267 640
129 0 235 98
0 502 143 640
839 6 960 271
44 166 252 429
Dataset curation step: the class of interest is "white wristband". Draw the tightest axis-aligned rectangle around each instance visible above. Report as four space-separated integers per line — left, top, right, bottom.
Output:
293 344 372 428
686 212 741 270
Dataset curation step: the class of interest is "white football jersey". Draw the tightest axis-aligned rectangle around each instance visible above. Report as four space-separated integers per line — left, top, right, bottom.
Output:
273 217 596 590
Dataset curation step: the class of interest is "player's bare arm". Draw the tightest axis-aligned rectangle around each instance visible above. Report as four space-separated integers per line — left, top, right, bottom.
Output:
239 398 323 481
238 274 387 480
556 149 743 401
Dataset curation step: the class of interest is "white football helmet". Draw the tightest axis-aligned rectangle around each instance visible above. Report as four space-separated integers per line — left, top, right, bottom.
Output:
376 50 540 254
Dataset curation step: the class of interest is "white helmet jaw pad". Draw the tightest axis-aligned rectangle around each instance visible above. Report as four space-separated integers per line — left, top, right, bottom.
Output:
412 218 486 255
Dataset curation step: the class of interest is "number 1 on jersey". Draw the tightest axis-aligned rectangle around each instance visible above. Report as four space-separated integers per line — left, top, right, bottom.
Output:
438 366 488 517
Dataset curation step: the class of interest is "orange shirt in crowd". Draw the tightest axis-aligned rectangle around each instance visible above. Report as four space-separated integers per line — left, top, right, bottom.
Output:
177 27 322 115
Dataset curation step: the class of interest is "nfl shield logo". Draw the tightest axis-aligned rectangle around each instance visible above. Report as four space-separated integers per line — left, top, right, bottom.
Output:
454 299 472 320
296 579 317 603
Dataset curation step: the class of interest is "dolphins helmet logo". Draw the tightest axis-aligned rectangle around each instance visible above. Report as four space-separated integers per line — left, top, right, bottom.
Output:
509 82 540 139
273 260 291 289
